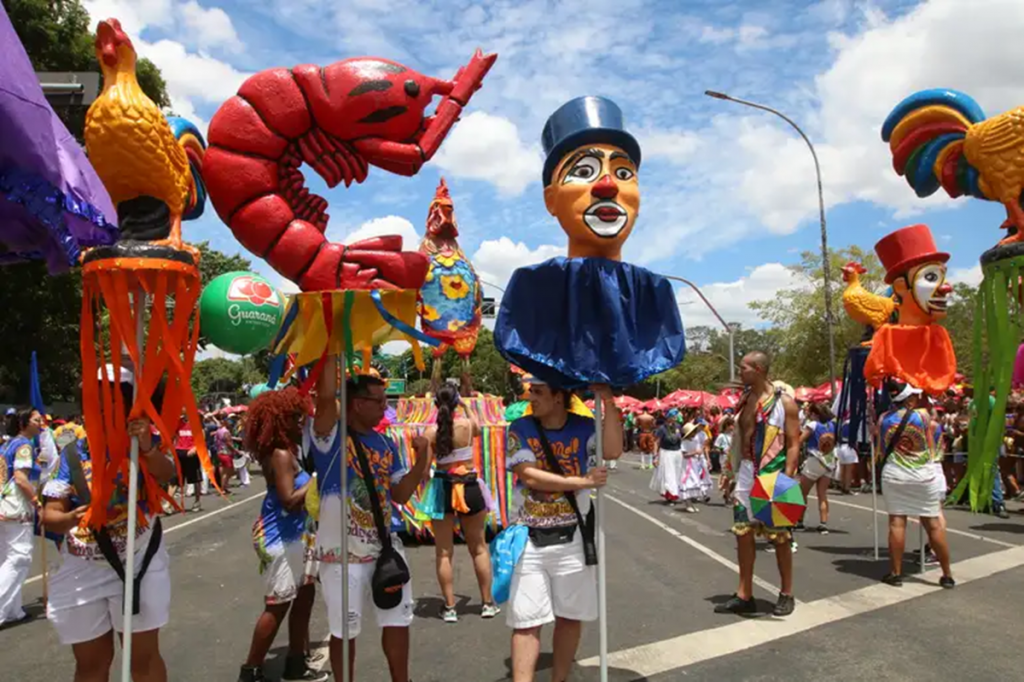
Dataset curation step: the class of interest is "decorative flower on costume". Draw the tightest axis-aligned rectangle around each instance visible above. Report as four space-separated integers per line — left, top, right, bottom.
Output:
495 96 685 388
863 224 956 395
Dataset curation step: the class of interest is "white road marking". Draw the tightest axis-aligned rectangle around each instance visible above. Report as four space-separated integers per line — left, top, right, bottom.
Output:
605 493 792 601
578 544 1024 678
25 491 263 586
820 494 1017 548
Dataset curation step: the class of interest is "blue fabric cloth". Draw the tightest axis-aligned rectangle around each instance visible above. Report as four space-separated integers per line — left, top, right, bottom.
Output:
490 524 529 605
494 257 686 388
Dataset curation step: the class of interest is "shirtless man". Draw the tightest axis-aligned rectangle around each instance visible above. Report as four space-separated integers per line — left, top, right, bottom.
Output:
716 351 801 617
636 409 656 469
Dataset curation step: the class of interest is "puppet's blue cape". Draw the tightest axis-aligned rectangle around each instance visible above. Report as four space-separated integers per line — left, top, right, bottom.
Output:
494 257 686 389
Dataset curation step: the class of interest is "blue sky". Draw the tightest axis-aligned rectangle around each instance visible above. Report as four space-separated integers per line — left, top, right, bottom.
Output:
81 0 1023 336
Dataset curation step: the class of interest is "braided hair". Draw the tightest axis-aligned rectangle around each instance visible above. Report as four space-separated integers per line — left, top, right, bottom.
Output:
434 383 460 462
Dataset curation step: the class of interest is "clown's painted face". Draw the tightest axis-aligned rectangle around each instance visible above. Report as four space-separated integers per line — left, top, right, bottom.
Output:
905 261 952 320
543 143 640 260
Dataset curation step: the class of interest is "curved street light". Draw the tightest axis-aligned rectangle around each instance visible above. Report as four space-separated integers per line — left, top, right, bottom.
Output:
661 274 735 382
704 90 838 397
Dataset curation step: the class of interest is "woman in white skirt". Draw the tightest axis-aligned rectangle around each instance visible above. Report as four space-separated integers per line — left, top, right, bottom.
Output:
649 419 683 502
877 380 954 588
679 422 711 513
796 403 837 534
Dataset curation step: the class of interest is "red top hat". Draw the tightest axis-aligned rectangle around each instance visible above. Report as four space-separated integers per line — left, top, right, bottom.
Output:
874 224 949 284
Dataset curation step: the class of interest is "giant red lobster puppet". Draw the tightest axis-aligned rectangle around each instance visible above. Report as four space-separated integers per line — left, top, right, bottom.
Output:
203 52 496 292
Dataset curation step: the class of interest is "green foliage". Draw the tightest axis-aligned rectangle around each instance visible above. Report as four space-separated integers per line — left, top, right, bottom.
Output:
8 0 173 141
195 241 252 288
749 246 886 386
944 282 983 379
0 263 83 403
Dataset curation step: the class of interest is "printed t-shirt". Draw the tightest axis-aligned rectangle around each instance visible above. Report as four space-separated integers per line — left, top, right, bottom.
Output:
506 414 596 529
879 408 935 483
308 421 407 564
0 435 39 522
41 438 156 560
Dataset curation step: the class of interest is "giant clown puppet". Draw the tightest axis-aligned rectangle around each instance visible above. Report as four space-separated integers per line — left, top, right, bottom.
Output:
495 96 685 388
864 224 956 396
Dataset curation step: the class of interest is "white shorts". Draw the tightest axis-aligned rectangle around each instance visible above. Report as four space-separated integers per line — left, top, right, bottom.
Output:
319 548 414 639
507 532 597 630
836 444 859 465
263 542 310 605
801 455 835 482
46 548 171 645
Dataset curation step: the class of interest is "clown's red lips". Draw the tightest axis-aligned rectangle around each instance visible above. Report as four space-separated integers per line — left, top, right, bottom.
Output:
594 206 625 222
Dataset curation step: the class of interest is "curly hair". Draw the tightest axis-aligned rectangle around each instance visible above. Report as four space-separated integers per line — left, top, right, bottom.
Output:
434 384 460 462
243 387 312 459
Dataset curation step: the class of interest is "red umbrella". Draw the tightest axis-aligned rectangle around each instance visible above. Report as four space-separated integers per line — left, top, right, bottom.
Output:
794 386 816 402
644 398 665 412
716 393 739 409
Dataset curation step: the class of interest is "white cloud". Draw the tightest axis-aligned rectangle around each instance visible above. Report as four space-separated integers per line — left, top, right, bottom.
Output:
180 1 242 52
471 236 564 299
675 263 806 330
949 263 982 287
337 216 421 251
638 128 702 166
432 112 543 197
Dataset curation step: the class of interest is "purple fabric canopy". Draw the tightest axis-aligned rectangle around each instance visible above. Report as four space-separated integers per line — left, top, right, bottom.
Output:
0 3 117 273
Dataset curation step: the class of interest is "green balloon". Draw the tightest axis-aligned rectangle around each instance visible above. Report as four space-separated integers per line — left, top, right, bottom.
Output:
249 383 271 399
200 272 284 355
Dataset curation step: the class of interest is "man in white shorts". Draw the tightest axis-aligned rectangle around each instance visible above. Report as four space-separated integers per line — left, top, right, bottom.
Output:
311 360 433 682
506 379 621 682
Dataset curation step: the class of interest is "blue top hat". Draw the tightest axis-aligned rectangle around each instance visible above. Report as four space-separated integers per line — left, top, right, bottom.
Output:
541 96 642 186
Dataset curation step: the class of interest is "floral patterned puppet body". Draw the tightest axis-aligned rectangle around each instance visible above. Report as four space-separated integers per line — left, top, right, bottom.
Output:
864 224 956 395
417 178 482 391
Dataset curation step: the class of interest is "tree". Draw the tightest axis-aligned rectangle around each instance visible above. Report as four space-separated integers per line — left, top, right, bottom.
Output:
749 245 887 386
9 0 172 141
944 281 982 379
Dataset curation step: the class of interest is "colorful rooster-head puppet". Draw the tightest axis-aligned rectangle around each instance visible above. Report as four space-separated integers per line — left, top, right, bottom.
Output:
418 178 482 381
882 88 1024 249
864 224 956 395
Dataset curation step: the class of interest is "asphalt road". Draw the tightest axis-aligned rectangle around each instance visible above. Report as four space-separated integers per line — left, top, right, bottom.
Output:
3 457 1024 681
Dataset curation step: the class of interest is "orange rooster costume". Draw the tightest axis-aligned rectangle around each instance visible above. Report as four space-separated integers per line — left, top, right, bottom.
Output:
863 225 956 395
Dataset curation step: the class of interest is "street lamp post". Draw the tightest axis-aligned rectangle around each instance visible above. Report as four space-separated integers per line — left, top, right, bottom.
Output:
704 90 838 397
661 275 735 382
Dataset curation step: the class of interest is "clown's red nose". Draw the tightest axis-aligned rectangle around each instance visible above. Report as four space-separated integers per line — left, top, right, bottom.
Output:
591 175 618 199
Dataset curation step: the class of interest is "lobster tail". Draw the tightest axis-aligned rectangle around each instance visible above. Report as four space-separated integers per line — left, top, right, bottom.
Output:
881 89 987 200
167 116 207 220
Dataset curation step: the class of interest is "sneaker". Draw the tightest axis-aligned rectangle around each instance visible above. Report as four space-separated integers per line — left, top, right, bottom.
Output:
791 540 798 553
237 666 268 682
714 594 757 615
481 603 501 619
281 655 329 682
881 572 903 587
794 521 806 532
939 575 956 589
772 593 796 617
995 506 1011 519
765 544 776 554
684 503 699 513
305 650 327 668
441 605 458 623
816 524 829 535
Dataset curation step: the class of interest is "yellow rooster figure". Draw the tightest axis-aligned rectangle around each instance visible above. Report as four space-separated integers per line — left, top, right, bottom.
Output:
841 262 895 344
84 19 206 260
882 89 1024 246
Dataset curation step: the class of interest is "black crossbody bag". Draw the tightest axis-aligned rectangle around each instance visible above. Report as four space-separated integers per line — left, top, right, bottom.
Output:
350 435 410 609
531 418 598 566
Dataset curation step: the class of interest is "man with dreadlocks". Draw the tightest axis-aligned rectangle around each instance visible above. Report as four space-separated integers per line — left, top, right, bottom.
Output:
238 388 327 682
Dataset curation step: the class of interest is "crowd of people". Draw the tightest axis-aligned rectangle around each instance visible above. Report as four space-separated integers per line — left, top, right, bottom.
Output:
2 352 1023 681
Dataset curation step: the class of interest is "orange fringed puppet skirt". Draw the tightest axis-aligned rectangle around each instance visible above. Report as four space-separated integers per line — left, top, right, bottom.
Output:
864 324 956 395
79 252 218 530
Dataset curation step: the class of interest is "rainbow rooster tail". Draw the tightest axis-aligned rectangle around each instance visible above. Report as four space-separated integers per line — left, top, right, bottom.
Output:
881 88 988 200
167 116 207 220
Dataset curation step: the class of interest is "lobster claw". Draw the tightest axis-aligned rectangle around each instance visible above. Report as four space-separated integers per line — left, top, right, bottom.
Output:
298 237 429 291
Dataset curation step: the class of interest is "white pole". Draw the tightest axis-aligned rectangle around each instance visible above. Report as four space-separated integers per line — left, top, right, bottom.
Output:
121 290 145 682
339 358 350 682
918 523 925 574
871 439 879 561
594 397 608 682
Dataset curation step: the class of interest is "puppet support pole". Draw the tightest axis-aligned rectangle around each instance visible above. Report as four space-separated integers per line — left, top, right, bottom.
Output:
594 397 608 682
871 438 879 561
120 290 145 682
340 355 350 682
